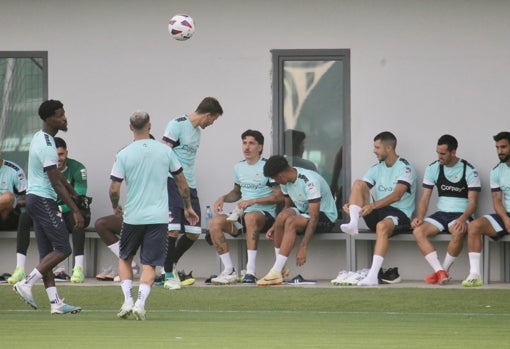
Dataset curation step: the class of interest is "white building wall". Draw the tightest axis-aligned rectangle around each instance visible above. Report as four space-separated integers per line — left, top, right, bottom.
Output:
1 0 509 280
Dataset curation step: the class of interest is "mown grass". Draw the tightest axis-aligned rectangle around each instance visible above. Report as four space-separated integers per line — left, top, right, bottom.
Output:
1 284 508 348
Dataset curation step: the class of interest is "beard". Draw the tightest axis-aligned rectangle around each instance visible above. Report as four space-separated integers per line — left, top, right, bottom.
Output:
499 153 510 163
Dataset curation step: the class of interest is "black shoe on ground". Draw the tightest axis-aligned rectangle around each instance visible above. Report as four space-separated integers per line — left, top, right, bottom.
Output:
377 268 384 284
54 271 70 282
154 274 165 285
380 267 401 284
242 273 257 284
178 270 196 286
205 275 217 284
289 274 317 285
0 273 10 283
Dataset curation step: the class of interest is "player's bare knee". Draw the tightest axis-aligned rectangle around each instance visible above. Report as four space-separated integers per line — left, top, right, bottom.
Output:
283 217 299 234
449 228 466 240
352 179 366 191
412 226 425 240
375 222 393 239
208 217 222 235
0 191 15 206
467 220 484 237
94 218 105 230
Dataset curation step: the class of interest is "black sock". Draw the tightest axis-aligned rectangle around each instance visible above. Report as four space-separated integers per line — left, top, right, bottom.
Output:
164 236 178 272
174 235 196 262
71 228 85 256
16 212 32 255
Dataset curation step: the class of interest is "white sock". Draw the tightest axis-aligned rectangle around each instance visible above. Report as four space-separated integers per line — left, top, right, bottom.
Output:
16 253 26 269
468 252 481 276
46 286 60 304
272 254 288 273
368 255 384 279
246 250 257 275
424 251 443 272
219 252 234 274
136 283 151 306
274 247 280 258
120 279 133 303
25 268 43 286
108 241 120 258
74 255 84 269
340 205 361 235
359 255 384 286
442 253 456 272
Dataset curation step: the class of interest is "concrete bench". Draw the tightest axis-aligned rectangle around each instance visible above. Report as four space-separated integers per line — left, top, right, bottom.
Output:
0 229 99 240
1 227 349 277
0 228 101 277
86 229 350 277
201 225 350 276
483 234 510 284
350 230 454 275
350 231 510 285
3 227 503 284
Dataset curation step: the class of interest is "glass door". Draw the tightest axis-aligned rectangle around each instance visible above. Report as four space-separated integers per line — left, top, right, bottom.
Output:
0 51 47 173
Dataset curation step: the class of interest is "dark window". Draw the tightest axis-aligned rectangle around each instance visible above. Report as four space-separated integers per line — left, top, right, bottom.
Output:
272 49 350 220
0 51 48 172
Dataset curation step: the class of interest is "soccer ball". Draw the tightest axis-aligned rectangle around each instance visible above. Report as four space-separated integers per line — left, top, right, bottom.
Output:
168 14 195 41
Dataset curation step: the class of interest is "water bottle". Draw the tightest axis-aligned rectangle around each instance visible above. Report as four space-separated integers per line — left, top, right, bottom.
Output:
205 205 213 229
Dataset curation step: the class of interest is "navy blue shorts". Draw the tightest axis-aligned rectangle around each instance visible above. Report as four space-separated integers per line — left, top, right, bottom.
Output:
119 223 167 266
485 212 510 241
231 210 275 236
292 210 335 234
167 178 201 234
25 194 71 258
424 211 471 233
313 212 336 234
363 206 411 234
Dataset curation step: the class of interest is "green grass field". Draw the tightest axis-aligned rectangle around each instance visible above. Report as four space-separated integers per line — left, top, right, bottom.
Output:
1 284 509 348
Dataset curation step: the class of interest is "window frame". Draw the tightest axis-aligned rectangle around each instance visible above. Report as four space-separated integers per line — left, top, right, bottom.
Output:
0 51 48 98
271 49 351 217
0 51 48 172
